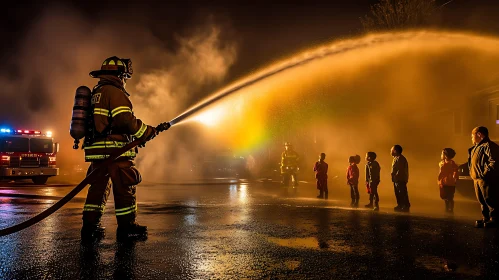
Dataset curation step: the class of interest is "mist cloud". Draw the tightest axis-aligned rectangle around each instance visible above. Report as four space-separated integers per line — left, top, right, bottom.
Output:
0 3 238 181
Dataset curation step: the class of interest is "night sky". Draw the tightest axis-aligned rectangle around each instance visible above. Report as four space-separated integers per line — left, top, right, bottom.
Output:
1 0 499 82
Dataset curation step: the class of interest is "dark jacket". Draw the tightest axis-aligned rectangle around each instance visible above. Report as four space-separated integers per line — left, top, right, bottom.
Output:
84 75 153 161
391 154 409 183
365 161 381 183
314 160 328 180
468 138 499 181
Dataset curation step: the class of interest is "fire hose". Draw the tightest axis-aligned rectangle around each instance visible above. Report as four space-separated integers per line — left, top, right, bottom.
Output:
0 122 171 237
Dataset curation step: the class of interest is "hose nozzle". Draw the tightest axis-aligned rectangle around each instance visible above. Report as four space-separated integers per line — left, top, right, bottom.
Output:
156 122 171 132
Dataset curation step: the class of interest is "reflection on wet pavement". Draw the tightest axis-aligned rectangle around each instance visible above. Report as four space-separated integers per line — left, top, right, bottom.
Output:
0 181 497 279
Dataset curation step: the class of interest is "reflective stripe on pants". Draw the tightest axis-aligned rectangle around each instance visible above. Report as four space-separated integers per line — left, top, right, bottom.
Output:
82 160 139 225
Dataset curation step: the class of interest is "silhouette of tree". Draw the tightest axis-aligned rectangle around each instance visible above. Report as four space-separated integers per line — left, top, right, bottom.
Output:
361 0 441 32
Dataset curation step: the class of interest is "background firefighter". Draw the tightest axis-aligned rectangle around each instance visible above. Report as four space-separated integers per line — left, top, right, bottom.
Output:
81 56 157 241
280 142 300 187
314 153 328 199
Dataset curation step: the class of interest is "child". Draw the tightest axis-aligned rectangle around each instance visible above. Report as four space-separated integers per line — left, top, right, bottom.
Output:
365 152 381 211
438 148 458 213
347 155 361 207
314 153 329 199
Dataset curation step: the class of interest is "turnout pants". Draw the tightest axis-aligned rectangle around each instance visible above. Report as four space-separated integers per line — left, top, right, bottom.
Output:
82 160 142 226
394 182 410 209
474 179 498 221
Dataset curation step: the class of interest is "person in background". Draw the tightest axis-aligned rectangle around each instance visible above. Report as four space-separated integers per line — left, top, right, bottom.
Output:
347 155 361 207
314 153 329 199
281 142 300 187
391 145 410 212
469 126 499 228
438 148 459 214
365 151 381 211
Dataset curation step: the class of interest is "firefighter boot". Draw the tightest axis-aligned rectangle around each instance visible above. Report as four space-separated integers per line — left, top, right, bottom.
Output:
317 191 324 199
373 202 379 212
117 222 148 241
324 191 328 200
81 222 105 242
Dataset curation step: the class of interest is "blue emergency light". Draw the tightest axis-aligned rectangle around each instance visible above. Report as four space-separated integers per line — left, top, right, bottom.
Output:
0 128 50 136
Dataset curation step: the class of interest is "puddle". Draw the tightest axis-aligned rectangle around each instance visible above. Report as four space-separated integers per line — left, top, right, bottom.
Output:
266 236 354 253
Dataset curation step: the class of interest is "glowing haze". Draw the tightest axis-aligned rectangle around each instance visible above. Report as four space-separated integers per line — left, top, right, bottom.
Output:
185 31 499 197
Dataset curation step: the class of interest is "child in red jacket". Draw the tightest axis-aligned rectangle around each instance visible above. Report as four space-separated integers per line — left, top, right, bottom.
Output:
347 155 361 207
438 148 459 213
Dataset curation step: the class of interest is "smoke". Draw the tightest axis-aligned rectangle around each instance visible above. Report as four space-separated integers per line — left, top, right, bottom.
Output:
133 25 237 182
0 3 237 182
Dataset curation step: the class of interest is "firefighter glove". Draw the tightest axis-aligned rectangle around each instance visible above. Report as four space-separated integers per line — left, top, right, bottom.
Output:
138 125 158 148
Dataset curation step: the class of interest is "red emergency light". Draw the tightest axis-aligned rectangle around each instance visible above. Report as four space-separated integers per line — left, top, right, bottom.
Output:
11 129 51 136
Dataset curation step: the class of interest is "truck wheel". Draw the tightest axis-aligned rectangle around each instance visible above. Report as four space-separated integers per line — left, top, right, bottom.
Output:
32 176 49 185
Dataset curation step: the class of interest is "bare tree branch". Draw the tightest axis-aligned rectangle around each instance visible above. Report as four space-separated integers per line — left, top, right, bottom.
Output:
361 0 438 32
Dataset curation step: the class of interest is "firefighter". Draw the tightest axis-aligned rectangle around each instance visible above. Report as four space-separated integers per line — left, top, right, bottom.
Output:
81 56 157 241
280 142 300 187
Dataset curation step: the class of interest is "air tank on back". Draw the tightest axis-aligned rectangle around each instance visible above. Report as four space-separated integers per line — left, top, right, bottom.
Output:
70 86 91 149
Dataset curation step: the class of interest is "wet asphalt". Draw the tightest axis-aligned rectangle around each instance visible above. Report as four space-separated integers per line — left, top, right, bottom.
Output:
0 179 498 280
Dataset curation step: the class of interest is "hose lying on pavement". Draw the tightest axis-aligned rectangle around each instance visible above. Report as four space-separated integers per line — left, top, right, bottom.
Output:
0 122 171 237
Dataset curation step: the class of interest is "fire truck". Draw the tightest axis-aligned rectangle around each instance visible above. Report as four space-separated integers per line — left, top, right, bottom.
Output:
0 128 59 185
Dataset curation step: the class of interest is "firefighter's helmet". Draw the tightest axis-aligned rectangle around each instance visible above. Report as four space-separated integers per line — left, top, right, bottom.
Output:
89 56 133 79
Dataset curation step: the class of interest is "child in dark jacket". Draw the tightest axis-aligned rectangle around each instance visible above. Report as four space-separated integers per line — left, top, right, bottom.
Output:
438 148 459 213
314 153 328 199
365 152 381 211
347 155 361 207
